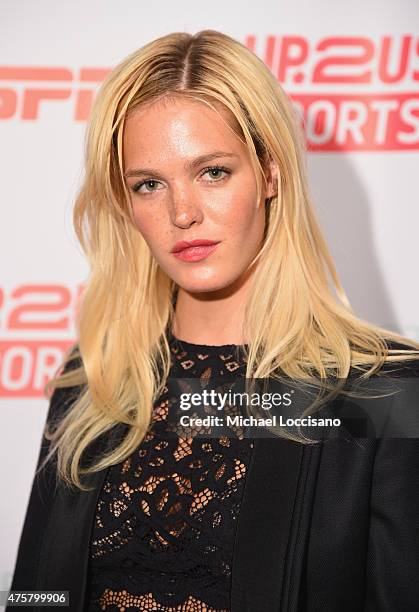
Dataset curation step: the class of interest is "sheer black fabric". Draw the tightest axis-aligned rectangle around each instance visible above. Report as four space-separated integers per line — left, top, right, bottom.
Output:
86 333 254 611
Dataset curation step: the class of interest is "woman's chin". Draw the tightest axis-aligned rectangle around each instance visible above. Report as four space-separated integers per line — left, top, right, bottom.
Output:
175 276 233 295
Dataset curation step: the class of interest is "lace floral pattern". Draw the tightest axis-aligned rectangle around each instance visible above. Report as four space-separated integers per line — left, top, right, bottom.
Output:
87 335 254 611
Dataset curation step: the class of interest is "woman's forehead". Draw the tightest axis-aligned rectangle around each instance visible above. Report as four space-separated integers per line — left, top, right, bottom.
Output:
122 97 248 166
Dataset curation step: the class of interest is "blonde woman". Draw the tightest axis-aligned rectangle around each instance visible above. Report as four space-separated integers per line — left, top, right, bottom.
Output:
8 30 419 612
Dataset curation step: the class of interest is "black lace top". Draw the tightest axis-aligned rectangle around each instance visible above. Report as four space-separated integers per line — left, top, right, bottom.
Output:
86 333 254 611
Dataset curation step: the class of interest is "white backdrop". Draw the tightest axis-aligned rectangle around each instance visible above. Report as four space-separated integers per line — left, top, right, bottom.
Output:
1 0 418 595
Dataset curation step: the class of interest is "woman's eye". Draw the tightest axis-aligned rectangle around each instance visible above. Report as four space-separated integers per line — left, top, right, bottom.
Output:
132 179 162 194
202 166 230 181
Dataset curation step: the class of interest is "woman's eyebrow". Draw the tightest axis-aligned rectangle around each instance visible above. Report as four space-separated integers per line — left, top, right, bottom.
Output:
124 151 238 178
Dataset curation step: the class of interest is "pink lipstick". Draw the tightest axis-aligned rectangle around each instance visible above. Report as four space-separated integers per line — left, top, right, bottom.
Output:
171 239 220 262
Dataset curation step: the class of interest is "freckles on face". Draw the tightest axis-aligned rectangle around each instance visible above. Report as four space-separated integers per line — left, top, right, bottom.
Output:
122 96 267 292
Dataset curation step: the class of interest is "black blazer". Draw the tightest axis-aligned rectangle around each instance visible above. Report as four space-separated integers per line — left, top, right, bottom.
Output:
7 355 419 611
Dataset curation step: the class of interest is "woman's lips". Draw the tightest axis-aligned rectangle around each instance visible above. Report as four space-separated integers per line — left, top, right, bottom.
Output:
172 242 219 262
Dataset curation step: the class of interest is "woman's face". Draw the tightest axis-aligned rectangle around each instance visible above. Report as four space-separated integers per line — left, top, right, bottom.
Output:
123 96 276 294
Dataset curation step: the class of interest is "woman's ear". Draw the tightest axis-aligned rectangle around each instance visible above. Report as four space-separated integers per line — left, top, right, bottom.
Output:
264 157 279 199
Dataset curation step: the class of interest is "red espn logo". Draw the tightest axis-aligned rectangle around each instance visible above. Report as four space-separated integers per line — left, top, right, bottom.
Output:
0 285 81 398
1 35 418 150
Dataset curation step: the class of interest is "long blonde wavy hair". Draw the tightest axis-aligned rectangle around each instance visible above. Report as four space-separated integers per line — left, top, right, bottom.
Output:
41 29 419 490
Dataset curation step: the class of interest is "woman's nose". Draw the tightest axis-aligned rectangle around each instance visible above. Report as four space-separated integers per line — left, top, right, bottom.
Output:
169 185 204 228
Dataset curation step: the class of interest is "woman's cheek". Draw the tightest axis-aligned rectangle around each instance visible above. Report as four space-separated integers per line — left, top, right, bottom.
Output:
132 207 153 236
223 198 260 233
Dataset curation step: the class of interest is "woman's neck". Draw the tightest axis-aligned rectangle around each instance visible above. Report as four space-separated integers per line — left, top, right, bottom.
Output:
172 277 252 346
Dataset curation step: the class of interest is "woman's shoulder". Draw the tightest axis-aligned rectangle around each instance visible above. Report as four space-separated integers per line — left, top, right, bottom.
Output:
345 338 419 385
46 346 85 425
378 338 419 378
345 339 419 438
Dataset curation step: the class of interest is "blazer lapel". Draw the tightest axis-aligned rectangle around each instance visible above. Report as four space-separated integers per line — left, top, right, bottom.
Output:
230 437 323 612
33 420 118 612
36 466 109 611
